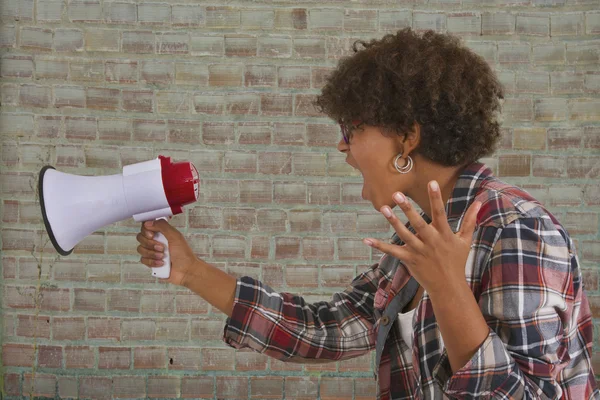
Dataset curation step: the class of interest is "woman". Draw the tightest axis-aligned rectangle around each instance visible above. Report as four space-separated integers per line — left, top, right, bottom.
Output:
136 29 598 399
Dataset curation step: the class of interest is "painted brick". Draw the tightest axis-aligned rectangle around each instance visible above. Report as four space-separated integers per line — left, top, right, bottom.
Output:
206 7 240 29
310 9 343 31
20 84 51 108
106 60 138 83
534 98 568 121
551 13 584 36
482 12 515 35
344 10 378 32
294 38 326 59
158 32 189 54
533 43 565 65
258 36 292 58
172 4 205 26
516 14 549 36
190 35 224 56
242 9 274 30
1 55 33 78
20 27 52 51
70 60 104 81
79 377 112 399
379 10 412 32
37 0 64 22
123 31 155 53
36 59 68 79
586 11 600 34
23 374 56 398
113 376 146 398
138 3 171 24
275 9 307 30
104 2 137 23
447 12 481 35
68 0 102 22
85 28 120 52
566 42 600 65
413 12 446 33
0 25 16 48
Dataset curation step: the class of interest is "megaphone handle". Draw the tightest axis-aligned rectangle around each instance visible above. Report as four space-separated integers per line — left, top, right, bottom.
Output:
151 217 171 279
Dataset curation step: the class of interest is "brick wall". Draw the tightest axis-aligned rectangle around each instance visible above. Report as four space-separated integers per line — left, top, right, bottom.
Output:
1 0 599 399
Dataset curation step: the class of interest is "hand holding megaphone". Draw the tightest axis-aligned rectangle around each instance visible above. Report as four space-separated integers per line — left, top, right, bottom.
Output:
39 156 200 279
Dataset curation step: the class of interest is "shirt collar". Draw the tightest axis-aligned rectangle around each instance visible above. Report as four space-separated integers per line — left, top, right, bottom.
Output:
445 162 493 221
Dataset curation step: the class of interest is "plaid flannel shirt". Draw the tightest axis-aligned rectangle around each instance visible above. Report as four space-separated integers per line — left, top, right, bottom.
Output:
222 162 598 399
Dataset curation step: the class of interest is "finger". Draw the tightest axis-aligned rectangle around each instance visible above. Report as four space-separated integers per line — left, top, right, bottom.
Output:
392 192 434 240
140 257 165 268
136 232 165 252
144 219 179 241
428 180 452 235
363 238 412 263
380 206 424 250
458 201 481 240
137 245 165 261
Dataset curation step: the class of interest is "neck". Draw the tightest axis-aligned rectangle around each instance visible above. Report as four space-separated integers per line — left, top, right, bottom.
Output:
404 158 464 219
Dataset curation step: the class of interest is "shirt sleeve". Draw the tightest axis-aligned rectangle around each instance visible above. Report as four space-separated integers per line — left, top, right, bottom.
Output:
433 217 595 399
222 266 380 363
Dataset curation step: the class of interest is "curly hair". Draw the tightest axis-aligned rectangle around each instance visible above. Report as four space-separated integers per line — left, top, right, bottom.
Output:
315 28 504 167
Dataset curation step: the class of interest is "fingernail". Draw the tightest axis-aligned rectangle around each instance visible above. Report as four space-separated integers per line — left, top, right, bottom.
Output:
381 206 392 218
430 181 439 192
154 245 163 252
393 192 405 204
146 232 153 238
363 239 374 247
145 221 153 227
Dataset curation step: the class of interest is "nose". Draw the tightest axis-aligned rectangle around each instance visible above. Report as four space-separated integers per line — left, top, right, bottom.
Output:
337 138 349 153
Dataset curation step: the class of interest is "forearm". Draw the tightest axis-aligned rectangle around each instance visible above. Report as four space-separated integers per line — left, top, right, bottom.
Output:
429 280 489 374
183 258 237 317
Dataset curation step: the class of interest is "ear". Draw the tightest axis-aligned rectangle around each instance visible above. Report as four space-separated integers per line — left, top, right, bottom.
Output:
395 122 421 155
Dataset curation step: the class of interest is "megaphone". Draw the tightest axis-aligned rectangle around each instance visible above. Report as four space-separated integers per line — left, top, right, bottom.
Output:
38 155 200 279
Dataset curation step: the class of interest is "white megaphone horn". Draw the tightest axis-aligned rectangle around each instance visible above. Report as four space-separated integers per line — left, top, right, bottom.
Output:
38 155 200 279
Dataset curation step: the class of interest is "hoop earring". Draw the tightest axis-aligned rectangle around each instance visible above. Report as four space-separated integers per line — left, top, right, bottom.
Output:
394 153 413 174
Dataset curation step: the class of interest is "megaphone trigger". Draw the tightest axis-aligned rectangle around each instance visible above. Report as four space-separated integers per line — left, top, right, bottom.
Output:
151 217 171 279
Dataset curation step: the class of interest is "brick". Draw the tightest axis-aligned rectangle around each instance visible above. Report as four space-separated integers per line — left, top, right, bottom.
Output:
224 152 257 174
0 170 35 194
99 347 130 369
465 41 496 64
238 122 271 144
200 179 239 203
261 94 293 116
88 317 120 340
534 98 567 121
147 376 180 398
533 156 567 178
181 376 214 398
586 11 600 34
85 28 120 52
1 55 33 77
563 212 598 235
138 3 170 24
322 265 356 287
141 291 176 314
158 32 189 54
190 34 223 56
516 72 548 94
551 13 584 36
172 4 205 26
37 0 64 22
242 9 274 30
0 25 16 48
106 60 138 83
274 123 304 146
413 12 446 33
275 237 301 259
65 346 94 368
20 27 52 51
122 319 155 341
202 122 234 144
289 210 321 232
355 378 378 400
240 180 272 203
293 38 326 59
516 14 549 36
236 350 268 371
285 377 318 400
74 288 106 311
293 152 327 175
321 377 354 400
212 235 247 258
156 91 189 114
104 2 136 23
3 0 33 21
202 348 235 371
38 345 62 368
566 42 599 65
216 376 248 398
258 36 292 58
324 211 357 233
20 84 50 108
17 314 50 338
36 59 68 79
86 87 119 111
275 9 307 30
68 0 102 21
53 316 85 340
256 209 286 232
583 126 600 149
166 347 201 370
108 289 141 312
134 347 166 369
379 10 412 32
307 124 338 147
585 72 600 92
447 13 481 35
295 94 320 117
3 343 34 366
123 89 153 113
551 72 585 94
123 31 155 53
97 118 129 141
278 66 310 88
206 6 240 29
226 93 260 115
245 65 276 87
482 12 515 35
23 374 55 398
499 42 530 66
344 9 377 32
303 237 335 260
258 151 291 175
0 83 17 106
225 34 257 57
567 157 599 178
548 128 583 150
175 62 208 85
57 376 77 398
167 119 200 144
251 376 283 399
70 60 103 81
583 184 600 206
209 64 243 86
503 98 533 123
310 9 343 31
498 155 531 177
79 377 112 400
113 376 146 399
569 99 600 121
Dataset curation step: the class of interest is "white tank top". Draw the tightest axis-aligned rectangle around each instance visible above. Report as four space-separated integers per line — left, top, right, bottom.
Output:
397 308 417 366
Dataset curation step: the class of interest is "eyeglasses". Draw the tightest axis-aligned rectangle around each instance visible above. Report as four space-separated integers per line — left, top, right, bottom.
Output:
339 120 362 144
